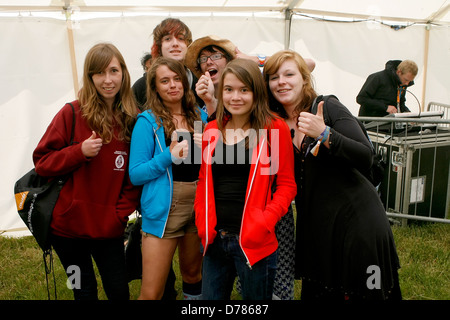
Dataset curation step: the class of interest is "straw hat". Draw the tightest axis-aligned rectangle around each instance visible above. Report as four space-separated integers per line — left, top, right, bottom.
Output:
185 35 236 79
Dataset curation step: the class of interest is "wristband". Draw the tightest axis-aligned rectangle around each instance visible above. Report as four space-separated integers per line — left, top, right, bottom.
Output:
310 126 330 157
320 126 330 143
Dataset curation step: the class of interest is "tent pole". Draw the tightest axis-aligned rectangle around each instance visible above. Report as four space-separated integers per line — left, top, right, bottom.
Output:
284 9 293 49
421 24 430 111
65 7 79 96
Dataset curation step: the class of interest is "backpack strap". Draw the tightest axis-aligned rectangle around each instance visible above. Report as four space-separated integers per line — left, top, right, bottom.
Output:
310 95 338 126
67 102 76 145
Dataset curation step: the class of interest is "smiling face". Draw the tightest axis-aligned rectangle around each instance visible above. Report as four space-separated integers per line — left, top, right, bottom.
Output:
91 56 122 108
268 59 304 110
199 47 228 86
160 32 188 61
222 72 254 122
155 64 184 106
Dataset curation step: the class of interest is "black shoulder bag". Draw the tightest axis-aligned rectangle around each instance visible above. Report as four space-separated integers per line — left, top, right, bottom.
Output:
13 102 76 299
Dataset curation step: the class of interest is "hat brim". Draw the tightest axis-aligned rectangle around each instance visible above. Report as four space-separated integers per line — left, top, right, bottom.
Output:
185 35 236 79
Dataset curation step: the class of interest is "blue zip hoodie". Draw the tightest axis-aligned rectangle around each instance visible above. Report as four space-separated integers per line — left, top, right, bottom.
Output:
129 109 207 237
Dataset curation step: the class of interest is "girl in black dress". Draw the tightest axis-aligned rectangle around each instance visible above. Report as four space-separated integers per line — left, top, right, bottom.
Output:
263 50 402 300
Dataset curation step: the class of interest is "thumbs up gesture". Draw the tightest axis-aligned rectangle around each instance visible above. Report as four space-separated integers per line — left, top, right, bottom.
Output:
82 131 103 158
297 101 327 139
170 130 189 161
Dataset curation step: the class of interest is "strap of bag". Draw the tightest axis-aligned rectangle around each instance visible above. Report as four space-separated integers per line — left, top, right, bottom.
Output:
67 102 76 145
311 95 373 148
44 102 76 300
310 95 337 126
43 249 57 300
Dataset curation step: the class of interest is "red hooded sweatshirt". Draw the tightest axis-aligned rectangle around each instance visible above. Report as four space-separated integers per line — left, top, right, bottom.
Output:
33 100 141 239
194 117 297 267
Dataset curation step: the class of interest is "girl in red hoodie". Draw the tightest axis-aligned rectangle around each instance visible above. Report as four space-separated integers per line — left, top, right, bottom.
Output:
33 43 141 300
194 59 296 300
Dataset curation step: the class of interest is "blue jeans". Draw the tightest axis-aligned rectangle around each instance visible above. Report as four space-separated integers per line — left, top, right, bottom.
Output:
202 231 277 300
51 234 129 300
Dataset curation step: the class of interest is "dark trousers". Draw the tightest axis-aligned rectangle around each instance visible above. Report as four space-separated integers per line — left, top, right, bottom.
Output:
202 232 277 300
51 234 129 300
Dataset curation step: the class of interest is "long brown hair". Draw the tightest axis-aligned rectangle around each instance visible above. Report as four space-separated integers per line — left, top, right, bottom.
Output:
263 50 317 119
78 43 137 143
146 57 202 138
216 59 275 145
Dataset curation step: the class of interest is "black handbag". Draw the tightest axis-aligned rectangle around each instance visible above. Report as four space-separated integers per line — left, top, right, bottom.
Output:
14 102 75 252
13 103 75 299
14 170 68 252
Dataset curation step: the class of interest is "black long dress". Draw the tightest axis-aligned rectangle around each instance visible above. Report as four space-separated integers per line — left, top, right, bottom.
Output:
294 96 401 300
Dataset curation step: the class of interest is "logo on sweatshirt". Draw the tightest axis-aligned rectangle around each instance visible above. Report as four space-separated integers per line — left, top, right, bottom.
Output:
114 151 127 171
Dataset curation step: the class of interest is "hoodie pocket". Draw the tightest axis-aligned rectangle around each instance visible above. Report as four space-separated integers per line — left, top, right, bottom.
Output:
241 207 273 249
53 200 125 238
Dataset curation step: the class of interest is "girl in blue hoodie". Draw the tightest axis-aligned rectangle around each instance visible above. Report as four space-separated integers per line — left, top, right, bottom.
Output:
129 57 207 300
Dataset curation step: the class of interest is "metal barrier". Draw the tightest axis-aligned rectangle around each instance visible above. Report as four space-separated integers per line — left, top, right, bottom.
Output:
358 115 450 224
427 101 450 128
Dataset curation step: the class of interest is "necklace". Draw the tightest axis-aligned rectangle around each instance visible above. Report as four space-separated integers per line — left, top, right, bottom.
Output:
172 112 185 116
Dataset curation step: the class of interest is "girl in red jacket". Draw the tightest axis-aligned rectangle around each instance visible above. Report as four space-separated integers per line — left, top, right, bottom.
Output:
33 43 141 300
194 59 296 300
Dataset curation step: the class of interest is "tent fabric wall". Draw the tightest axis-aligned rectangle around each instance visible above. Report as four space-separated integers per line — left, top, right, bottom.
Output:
1 12 449 237
427 26 450 105
0 17 75 237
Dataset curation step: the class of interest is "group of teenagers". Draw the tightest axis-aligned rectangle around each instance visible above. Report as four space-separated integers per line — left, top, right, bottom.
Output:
33 18 402 301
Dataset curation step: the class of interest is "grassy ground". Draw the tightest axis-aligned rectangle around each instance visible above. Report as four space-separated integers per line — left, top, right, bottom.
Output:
0 222 448 300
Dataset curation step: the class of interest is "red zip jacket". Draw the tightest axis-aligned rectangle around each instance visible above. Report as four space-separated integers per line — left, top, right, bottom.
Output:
33 100 141 239
194 117 296 267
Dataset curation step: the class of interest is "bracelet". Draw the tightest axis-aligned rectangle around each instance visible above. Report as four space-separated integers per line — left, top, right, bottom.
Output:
257 55 266 67
320 126 330 143
309 126 330 157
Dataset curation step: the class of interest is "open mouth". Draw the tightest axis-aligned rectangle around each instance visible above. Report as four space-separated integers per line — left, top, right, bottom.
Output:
207 68 218 77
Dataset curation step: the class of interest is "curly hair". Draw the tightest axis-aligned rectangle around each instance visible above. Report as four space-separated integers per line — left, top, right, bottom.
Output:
145 57 202 138
78 43 138 143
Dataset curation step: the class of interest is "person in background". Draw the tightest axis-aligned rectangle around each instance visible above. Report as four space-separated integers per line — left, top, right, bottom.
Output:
194 58 297 300
132 52 153 110
33 42 141 300
129 57 207 300
141 52 153 72
264 50 402 300
132 18 202 111
185 35 236 117
357 60 418 117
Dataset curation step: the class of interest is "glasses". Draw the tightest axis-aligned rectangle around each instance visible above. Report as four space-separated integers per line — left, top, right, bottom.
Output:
197 53 224 64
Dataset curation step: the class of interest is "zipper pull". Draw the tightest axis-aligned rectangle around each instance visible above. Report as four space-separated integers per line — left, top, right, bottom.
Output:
246 261 252 270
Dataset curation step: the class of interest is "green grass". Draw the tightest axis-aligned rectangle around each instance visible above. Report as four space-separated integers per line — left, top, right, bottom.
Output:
0 222 448 300
393 222 450 300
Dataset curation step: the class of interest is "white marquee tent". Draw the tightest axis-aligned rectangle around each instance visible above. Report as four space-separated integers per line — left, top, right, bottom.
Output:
1 0 449 237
